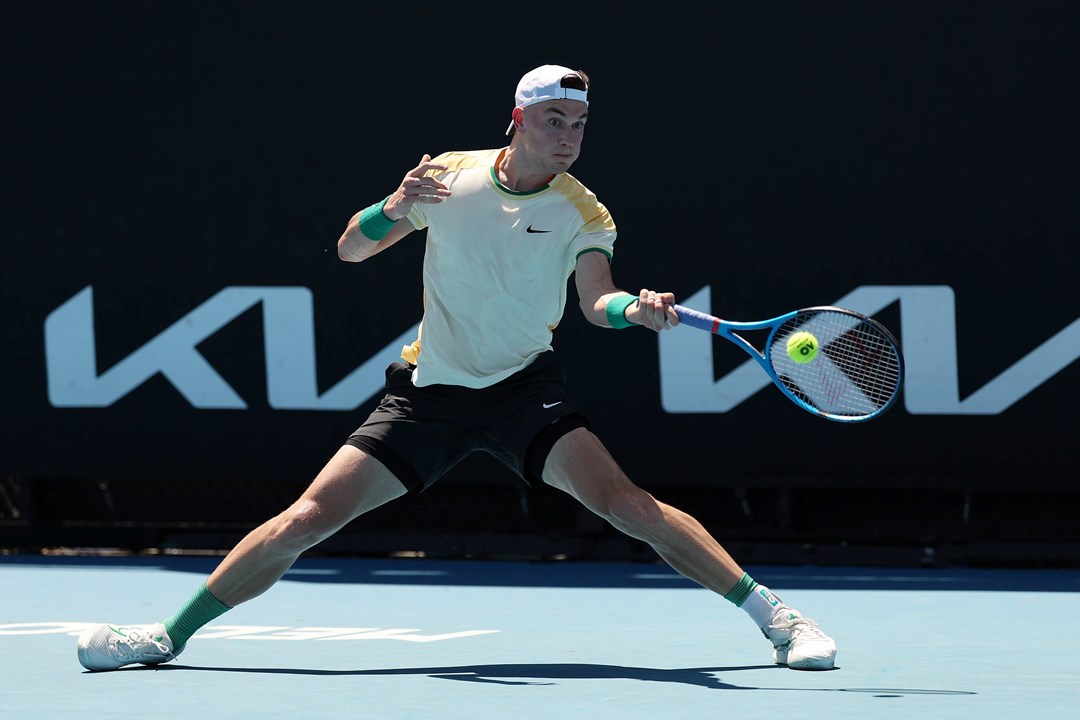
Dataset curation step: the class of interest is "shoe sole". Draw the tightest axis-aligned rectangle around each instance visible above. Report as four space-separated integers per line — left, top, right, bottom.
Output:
775 648 836 671
782 656 836 671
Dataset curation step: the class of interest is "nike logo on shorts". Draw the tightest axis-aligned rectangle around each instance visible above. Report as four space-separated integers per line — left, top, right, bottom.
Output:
526 225 551 233
542 401 563 409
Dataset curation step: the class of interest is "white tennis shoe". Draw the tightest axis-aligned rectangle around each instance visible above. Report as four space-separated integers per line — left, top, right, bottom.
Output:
764 607 837 670
77 622 184 671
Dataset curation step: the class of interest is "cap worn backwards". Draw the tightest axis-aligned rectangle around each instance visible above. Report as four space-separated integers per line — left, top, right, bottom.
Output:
506 64 589 136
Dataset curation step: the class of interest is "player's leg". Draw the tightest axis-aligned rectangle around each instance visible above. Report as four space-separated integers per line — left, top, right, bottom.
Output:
540 426 837 670
541 426 744 594
76 445 406 671
206 445 406 606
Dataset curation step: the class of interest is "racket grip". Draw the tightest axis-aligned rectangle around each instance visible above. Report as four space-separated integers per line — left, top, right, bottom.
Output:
673 304 720 333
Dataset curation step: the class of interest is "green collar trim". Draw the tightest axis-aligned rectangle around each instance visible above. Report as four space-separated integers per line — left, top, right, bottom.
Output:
488 165 551 197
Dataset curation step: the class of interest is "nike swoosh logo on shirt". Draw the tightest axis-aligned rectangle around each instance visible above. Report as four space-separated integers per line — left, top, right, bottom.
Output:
526 225 552 233
542 401 563 409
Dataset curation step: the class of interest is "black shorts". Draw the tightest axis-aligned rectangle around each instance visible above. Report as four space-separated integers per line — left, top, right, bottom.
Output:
346 351 589 493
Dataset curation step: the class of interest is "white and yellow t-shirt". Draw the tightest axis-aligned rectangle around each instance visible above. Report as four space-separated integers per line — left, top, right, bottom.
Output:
403 147 617 388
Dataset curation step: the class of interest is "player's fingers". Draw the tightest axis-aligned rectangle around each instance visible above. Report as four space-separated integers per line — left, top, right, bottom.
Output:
405 156 429 178
402 179 450 202
403 173 445 189
637 289 665 332
664 304 680 327
636 289 655 329
648 292 664 331
411 194 447 205
406 154 448 179
656 291 678 329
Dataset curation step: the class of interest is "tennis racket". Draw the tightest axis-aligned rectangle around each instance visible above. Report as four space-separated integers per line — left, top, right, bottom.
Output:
673 304 904 422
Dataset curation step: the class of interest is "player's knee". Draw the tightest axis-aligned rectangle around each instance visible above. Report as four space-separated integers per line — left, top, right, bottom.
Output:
602 487 665 539
268 499 339 550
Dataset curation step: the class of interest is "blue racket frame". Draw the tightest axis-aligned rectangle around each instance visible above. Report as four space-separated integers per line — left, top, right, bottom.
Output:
673 304 904 422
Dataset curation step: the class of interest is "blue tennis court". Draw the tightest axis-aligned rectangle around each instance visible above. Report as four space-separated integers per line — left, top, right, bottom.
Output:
2 554 1076 719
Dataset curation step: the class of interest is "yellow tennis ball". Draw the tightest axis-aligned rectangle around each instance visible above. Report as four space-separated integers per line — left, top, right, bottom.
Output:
786 331 819 363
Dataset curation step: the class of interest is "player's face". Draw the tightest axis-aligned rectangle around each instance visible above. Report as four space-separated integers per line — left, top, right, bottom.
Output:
521 99 588 173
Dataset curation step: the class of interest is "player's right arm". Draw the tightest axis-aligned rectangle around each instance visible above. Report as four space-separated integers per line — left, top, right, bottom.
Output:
337 154 451 263
574 251 678 331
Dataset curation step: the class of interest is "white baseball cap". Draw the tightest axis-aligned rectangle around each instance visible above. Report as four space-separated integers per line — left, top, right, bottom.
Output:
506 64 589 136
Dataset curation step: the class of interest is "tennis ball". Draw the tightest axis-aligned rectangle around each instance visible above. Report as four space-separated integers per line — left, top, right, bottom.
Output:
786 331 819 363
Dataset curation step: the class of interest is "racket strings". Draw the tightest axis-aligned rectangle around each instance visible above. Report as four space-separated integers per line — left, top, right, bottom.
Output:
821 328 900 408
773 311 902 418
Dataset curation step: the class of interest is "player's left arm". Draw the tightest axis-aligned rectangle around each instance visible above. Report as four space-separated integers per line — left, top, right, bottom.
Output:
573 251 679 332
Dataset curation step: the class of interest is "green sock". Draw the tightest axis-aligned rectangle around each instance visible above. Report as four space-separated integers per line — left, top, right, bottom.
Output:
162 582 232 646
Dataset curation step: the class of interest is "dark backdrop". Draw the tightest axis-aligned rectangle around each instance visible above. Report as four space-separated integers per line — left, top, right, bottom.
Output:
3 1 1078 563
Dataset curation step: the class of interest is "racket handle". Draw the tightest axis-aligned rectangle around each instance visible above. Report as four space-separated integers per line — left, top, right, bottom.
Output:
673 304 720 334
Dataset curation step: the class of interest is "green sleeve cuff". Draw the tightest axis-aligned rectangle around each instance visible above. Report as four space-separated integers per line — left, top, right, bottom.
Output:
605 294 637 329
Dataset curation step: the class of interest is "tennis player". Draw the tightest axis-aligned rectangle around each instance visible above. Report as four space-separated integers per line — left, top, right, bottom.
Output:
77 65 836 672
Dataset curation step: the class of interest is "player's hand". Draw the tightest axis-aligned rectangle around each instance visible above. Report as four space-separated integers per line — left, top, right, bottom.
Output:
383 154 451 220
630 288 680 332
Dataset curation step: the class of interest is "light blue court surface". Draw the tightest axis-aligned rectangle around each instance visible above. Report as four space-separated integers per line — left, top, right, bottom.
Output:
1 555 1077 719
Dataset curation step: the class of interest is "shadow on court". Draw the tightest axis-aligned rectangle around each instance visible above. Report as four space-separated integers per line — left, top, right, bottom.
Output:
141 663 975 697
150 662 774 689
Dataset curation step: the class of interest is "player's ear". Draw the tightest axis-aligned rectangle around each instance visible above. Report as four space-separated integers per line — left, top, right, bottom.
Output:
512 107 524 133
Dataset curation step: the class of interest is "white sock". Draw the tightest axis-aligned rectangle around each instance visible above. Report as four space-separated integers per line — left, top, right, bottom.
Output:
742 583 785 629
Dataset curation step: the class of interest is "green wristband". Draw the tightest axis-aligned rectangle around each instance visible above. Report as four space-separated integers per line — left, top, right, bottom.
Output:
605 294 637 329
358 196 395 240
